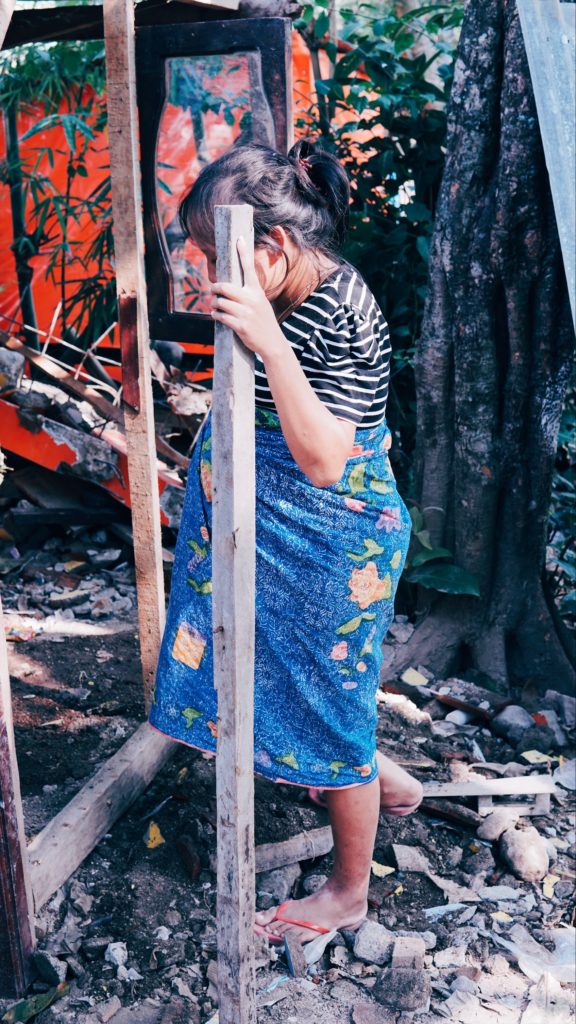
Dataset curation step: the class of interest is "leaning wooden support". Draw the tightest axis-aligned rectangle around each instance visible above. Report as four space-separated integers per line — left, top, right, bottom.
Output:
103 0 165 707
27 723 173 912
213 204 257 1024
0 596 36 996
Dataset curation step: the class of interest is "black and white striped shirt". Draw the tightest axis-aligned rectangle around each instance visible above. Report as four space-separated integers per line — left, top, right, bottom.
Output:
255 264 391 429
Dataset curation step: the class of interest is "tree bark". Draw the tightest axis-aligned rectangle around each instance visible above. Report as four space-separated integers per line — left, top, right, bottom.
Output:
386 0 575 694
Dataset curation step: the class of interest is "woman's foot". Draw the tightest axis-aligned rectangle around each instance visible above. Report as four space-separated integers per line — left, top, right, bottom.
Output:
255 881 367 944
309 751 424 813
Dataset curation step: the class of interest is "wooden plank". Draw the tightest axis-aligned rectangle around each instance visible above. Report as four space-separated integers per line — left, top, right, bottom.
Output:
517 0 576 325
103 0 165 707
255 826 334 873
212 204 256 1024
3 336 189 471
27 723 173 911
0 0 14 47
423 776 556 798
0 595 35 997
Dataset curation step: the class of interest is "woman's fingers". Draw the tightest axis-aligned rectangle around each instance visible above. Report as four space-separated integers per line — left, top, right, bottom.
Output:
210 281 243 300
237 235 259 287
211 296 240 317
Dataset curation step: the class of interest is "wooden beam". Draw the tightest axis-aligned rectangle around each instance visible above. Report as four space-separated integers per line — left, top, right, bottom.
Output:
0 595 35 997
0 0 14 47
517 0 576 326
213 205 257 1024
103 0 165 707
3 335 190 471
255 826 334 873
422 776 556 798
27 723 173 911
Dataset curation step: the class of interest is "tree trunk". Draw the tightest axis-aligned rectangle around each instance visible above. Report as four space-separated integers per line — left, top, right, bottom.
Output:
385 0 575 694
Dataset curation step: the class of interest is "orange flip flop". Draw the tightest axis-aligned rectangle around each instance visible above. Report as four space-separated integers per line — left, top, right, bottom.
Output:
255 901 364 945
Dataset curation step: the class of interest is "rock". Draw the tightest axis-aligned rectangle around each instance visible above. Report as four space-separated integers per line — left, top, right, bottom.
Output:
104 942 128 969
48 588 91 610
441 990 482 1022
256 862 301 904
544 689 576 730
450 976 479 994
434 944 468 968
516 725 556 755
82 936 115 960
391 936 426 969
395 928 437 950
499 825 549 882
353 920 394 965
445 710 474 725
491 705 534 744
554 759 576 791
502 762 528 777
301 873 328 895
461 845 496 876
374 966 431 1013
96 996 122 1023
476 807 520 841
352 1004 396 1024
478 884 522 901
32 950 68 984
486 953 510 975
431 720 459 738
539 708 568 748
171 977 195 1001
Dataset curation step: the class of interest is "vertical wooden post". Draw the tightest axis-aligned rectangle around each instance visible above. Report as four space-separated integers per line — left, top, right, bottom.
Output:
103 0 165 707
213 205 257 1024
0 596 36 997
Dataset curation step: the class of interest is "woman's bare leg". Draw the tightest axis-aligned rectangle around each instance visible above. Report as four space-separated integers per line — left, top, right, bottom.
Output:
255 776 380 943
309 751 423 812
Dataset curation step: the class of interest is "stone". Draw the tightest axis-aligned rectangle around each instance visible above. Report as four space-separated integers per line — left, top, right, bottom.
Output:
256 862 301 903
32 950 68 985
104 942 128 968
48 588 91 610
450 976 479 995
434 945 468 968
478 884 522 901
544 689 576 730
461 845 496 876
516 725 556 756
476 807 520 841
441 990 482 1022
352 1004 396 1024
96 996 122 1023
395 928 437 950
171 977 195 1001
491 705 534 744
445 710 474 726
539 708 568 748
499 825 549 882
353 920 394 965
391 936 425 969
301 873 328 895
373 967 431 1013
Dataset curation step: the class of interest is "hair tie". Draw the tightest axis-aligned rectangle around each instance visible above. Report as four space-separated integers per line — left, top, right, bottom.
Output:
299 157 312 172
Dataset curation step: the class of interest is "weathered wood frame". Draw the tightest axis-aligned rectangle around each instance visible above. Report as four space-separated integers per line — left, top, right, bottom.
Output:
0 0 292 1003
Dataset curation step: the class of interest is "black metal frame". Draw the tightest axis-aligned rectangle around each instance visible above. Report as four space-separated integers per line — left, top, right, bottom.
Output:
136 17 292 343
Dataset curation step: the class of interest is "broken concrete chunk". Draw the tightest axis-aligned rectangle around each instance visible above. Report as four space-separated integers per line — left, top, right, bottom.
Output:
499 825 549 882
544 689 576 730
352 920 394 965
256 862 301 904
32 950 68 985
373 966 431 1012
95 996 122 1023
391 935 426 969
434 944 468 968
491 705 534 744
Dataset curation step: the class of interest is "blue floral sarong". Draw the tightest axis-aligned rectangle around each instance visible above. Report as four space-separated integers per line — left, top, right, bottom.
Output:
149 407 412 789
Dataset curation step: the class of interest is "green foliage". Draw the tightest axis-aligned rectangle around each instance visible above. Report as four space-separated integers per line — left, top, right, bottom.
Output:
295 1 464 470
402 503 481 598
0 41 115 348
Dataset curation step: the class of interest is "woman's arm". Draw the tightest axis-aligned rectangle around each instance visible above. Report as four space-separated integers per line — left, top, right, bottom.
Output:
210 239 355 487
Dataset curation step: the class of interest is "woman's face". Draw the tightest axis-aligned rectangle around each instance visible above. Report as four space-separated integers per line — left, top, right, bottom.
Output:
198 227 301 300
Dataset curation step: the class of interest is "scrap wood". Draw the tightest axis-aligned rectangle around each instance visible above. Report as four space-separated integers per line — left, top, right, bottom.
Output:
422 776 556 798
429 677 510 721
0 397 183 528
3 335 190 471
255 826 333 873
419 799 482 828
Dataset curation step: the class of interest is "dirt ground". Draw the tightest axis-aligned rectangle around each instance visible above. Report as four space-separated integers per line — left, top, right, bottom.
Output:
2 601 575 1024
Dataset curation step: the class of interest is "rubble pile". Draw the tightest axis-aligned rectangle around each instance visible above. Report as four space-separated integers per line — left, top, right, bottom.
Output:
2 627 574 1024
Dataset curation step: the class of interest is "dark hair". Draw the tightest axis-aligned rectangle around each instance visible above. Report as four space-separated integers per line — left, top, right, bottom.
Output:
178 139 350 257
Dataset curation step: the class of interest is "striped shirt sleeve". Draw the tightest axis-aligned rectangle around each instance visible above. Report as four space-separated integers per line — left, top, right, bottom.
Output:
305 303 391 426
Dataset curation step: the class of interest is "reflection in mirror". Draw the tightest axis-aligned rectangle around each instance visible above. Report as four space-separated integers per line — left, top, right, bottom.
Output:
156 52 274 315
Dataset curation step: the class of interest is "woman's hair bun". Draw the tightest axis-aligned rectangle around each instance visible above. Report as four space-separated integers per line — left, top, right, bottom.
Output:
288 139 350 246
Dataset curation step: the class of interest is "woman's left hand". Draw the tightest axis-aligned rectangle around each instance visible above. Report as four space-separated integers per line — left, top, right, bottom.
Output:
209 237 284 362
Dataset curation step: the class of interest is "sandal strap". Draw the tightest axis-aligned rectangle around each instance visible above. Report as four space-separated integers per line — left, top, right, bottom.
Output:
274 901 332 935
